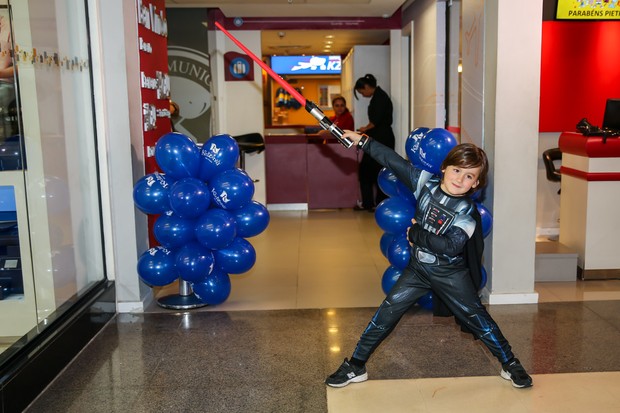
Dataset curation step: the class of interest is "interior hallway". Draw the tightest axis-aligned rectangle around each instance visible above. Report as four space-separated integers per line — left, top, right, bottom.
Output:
24 210 620 412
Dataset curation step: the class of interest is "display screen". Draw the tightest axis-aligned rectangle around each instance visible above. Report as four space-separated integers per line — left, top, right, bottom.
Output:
603 98 620 131
556 0 620 20
0 186 16 224
270 55 341 75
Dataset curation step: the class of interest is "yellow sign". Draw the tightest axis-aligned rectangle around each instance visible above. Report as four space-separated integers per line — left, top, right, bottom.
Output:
557 0 620 20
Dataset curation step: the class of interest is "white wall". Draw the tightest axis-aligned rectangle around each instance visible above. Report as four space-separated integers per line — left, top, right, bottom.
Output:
89 0 151 312
409 0 445 129
210 29 266 205
391 29 408 156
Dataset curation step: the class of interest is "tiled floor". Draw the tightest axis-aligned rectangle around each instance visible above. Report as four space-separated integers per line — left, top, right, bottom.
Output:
24 210 620 412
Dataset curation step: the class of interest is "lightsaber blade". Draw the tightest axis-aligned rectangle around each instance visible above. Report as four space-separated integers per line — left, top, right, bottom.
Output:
214 21 355 148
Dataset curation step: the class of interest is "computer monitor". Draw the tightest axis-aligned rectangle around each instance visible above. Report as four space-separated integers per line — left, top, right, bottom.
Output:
602 98 620 131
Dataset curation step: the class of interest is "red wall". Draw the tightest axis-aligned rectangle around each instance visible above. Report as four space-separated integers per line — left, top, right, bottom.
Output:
539 21 620 132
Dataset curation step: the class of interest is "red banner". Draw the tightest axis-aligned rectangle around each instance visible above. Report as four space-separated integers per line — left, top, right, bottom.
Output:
137 0 171 174
137 0 171 246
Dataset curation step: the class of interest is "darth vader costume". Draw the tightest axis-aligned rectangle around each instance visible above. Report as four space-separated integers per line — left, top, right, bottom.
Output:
351 139 514 365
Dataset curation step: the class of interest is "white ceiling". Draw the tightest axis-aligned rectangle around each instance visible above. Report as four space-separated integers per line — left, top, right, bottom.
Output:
165 0 406 18
166 0 410 56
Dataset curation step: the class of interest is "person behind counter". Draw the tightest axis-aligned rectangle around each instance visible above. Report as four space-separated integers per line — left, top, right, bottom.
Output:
318 95 354 138
353 74 395 212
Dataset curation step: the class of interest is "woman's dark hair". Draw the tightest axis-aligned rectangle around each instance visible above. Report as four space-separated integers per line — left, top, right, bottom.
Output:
440 143 489 192
354 74 377 99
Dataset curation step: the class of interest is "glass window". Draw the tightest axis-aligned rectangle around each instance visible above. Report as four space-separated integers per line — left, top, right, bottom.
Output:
0 0 106 362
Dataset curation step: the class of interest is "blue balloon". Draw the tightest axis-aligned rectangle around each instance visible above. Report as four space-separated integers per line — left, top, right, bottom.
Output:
137 246 179 286
175 241 215 283
416 128 458 174
231 201 270 238
192 269 231 305
381 265 402 295
155 132 201 180
133 172 172 215
374 197 416 234
418 291 433 310
406 127 430 167
377 168 400 198
209 168 255 210
198 134 240 181
153 211 196 248
379 232 396 258
214 237 256 274
479 266 488 290
396 181 416 206
195 208 237 250
471 188 484 202
169 177 211 219
476 202 493 238
387 236 411 270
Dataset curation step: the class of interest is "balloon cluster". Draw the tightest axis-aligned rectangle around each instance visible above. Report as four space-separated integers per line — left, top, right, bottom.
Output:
376 127 493 310
133 132 270 305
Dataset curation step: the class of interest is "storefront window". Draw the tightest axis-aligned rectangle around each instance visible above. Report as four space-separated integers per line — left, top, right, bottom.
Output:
0 0 106 362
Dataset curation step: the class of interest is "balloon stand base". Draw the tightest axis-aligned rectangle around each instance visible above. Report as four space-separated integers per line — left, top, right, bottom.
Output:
156 294 208 310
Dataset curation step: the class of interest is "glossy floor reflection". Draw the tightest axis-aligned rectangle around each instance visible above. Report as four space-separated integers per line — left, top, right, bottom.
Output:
24 210 620 412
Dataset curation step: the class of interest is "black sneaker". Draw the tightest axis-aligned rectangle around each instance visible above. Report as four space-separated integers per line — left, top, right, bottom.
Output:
325 358 368 388
501 358 533 388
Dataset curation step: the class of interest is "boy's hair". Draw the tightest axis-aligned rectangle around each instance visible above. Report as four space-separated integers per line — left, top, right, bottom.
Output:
441 143 489 192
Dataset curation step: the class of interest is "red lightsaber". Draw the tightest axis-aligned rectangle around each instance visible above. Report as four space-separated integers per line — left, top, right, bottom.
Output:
214 21 361 149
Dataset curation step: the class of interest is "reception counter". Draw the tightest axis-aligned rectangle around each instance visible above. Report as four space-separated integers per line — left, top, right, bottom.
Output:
559 131 620 279
264 134 359 209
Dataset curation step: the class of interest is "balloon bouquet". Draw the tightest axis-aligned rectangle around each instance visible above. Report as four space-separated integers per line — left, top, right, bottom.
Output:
375 127 493 310
132 132 270 306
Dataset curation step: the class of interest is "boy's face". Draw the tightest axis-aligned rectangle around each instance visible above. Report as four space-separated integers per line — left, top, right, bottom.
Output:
440 165 481 196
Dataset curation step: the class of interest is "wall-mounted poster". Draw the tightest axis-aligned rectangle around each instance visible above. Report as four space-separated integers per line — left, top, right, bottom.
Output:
224 51 254 81
556 0 620 20
318 85 341 110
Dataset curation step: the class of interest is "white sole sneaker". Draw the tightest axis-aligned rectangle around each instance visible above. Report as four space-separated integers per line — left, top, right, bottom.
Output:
500 369 532 388
326 372 368 388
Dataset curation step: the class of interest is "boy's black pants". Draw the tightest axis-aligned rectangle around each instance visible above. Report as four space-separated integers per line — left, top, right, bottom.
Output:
352 258 515 364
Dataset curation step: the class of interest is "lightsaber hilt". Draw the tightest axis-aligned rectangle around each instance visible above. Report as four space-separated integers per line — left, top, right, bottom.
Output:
305 101 353 148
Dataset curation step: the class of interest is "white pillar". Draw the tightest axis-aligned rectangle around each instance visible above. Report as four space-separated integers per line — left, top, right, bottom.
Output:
483 0 542 304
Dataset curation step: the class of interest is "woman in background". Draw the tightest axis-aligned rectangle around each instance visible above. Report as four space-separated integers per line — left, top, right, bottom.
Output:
354 74 395 211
